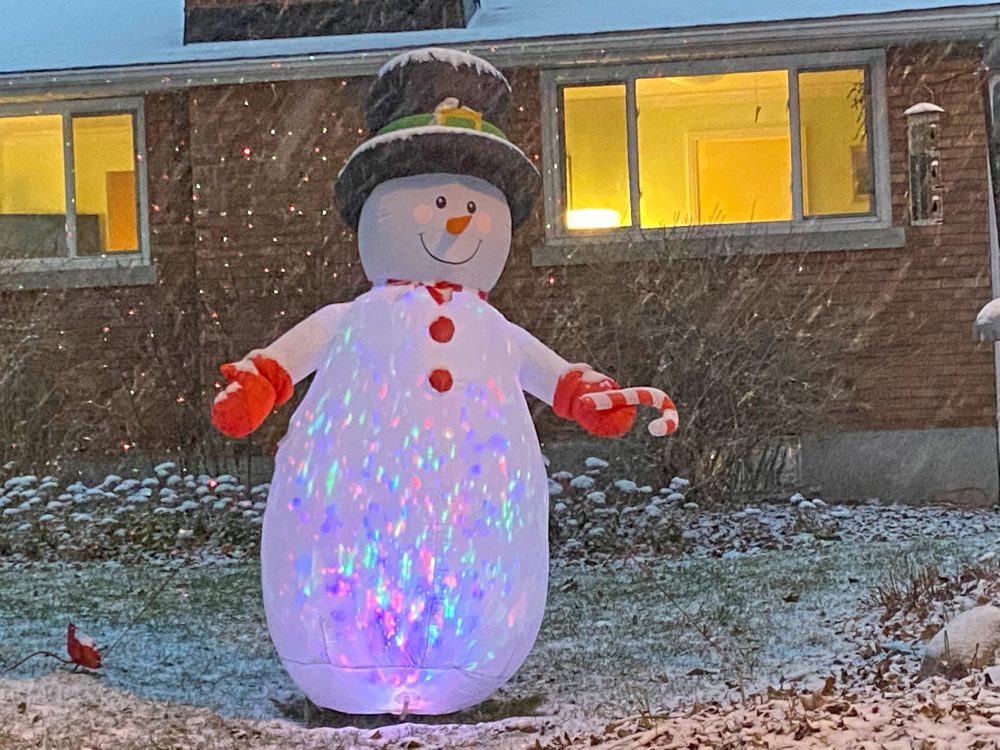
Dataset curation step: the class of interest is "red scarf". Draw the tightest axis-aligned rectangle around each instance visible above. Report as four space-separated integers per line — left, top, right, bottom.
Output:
385 279 488 305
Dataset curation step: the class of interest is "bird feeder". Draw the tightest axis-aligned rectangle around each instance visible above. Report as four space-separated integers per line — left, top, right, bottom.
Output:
904 102 945 226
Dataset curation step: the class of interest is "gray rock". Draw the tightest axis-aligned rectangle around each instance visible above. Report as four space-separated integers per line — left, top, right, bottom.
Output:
921 605 1000 677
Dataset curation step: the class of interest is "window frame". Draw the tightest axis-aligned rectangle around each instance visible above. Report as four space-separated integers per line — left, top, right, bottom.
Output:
539 49 895 258
0 96 153 290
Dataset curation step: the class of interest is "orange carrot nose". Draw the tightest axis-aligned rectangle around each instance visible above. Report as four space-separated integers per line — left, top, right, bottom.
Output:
446 214 473 235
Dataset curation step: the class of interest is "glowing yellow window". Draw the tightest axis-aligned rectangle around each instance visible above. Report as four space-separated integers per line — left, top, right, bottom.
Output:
637 71 791 227
0 111 139 261
562 85 630 230
798 68 872 217
0 115 67 259
73 114 139 255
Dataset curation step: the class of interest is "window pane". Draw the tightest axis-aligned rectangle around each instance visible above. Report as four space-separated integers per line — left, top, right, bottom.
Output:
72 114 139 255
798 68 872 217
562 85 630 230
637 71 791 227
0 115 67 259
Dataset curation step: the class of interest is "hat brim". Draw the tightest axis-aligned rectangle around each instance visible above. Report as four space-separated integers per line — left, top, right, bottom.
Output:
335 126 540 231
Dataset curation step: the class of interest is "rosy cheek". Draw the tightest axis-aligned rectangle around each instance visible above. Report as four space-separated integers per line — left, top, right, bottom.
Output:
475 213 493 233
413 204 433 224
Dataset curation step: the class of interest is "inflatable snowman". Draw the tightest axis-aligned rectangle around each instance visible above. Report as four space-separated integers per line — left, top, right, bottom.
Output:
211 48 678 715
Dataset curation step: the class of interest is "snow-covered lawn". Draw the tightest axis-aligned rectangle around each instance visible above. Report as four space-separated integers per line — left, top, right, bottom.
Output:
1 507 999 748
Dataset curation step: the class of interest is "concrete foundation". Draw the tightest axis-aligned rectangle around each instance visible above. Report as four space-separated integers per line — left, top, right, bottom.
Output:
800 426 999 507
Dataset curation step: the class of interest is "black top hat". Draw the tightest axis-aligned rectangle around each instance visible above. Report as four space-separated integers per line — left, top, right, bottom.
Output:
335 47 540 231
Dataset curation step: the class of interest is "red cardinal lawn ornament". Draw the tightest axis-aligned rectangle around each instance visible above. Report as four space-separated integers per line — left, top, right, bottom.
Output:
66 623 102 670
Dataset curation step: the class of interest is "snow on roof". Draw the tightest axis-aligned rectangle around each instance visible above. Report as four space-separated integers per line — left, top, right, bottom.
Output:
4 0 1000 76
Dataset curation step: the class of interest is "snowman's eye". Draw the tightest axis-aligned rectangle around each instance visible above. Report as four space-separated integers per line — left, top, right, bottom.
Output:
435 196 447 209
467 201 477 214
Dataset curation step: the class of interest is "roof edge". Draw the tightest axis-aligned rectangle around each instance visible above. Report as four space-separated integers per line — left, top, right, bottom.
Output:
1 4 999 99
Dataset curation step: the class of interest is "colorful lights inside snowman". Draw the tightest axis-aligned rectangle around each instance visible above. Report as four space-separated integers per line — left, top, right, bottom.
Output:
211 47 678 716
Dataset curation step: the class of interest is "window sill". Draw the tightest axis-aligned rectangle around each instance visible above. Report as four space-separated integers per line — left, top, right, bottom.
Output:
531 225 907 266
0 256 156 291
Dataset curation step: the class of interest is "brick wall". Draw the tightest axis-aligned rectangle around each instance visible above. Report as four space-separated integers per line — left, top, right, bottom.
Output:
1 41 994 467
183 0 476 43
0 92 202 470
495 46 996 436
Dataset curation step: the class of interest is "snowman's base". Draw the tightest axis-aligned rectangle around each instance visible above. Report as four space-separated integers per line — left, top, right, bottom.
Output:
283 660 505 715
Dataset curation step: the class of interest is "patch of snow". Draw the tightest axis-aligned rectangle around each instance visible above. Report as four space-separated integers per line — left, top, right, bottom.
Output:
101 474 123 489
585 457 610 470
378 47 510 86
154 461 176 476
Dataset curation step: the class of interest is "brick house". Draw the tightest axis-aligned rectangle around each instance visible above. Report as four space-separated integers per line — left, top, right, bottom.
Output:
1 1 1000 503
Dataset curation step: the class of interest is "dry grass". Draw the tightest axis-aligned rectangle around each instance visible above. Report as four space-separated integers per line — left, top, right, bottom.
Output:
865 561 1000 623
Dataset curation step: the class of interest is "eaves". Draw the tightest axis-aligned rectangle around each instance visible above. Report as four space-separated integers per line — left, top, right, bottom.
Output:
2 5 1000 101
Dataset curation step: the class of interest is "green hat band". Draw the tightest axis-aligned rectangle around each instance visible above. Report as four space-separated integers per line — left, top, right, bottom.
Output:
377 108 507 140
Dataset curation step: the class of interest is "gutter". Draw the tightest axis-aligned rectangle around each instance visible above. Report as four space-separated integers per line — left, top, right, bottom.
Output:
1 6 1000 98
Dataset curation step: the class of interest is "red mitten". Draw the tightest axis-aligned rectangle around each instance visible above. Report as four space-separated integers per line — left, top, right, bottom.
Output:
211 356 291 438
553 364 636 438
249 355 293 406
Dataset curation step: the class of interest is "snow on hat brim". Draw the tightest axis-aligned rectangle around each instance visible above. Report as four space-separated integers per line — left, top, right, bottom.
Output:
335 124 540 231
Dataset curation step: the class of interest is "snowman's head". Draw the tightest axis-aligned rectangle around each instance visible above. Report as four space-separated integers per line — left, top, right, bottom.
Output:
357 173 513 292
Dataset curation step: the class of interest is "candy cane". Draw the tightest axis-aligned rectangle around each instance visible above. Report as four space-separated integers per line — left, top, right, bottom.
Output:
581 387 679 437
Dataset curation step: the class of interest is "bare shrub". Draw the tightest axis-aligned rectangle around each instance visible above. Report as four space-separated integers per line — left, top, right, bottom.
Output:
540 236 875 501
0 288 110 472
0 275 213 479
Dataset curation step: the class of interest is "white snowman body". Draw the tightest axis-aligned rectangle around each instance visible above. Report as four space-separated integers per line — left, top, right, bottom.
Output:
258 174 569 714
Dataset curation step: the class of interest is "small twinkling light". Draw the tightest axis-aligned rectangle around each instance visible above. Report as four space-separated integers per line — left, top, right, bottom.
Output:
241 146 253 157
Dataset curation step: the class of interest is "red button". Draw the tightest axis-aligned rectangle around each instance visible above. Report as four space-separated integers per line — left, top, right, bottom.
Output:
429 316 455 343
429 369 453 392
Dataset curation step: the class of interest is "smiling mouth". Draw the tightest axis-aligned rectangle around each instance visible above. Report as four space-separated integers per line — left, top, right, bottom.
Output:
419 233 482 265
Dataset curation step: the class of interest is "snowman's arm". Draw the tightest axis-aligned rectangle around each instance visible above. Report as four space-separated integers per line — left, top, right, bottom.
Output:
246 303 350 384
510 324 638 438
510 324 571 406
